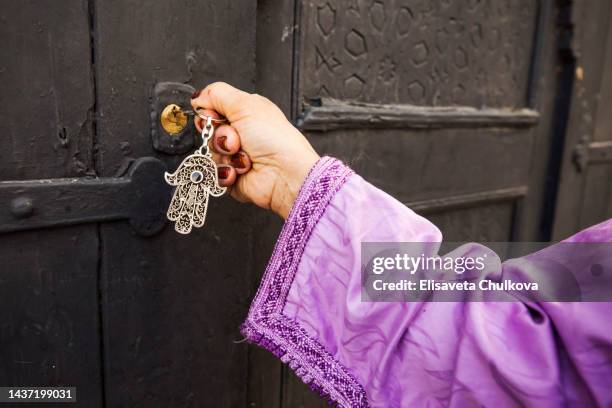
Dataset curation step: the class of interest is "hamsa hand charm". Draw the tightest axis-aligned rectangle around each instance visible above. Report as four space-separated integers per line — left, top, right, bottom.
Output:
164 115 227 234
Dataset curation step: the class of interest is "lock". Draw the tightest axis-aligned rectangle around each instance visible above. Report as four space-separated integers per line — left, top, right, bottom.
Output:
151 82 197 155
160 103 189 135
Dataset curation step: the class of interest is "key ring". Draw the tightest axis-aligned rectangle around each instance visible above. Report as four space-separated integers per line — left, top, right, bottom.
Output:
196 116 215 155
185 108 228 124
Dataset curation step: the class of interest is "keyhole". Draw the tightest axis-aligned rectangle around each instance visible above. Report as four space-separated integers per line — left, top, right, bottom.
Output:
160 103 188 135
190 170 204 183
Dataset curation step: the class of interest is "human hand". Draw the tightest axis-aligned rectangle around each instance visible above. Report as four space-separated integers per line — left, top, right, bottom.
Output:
190 82 320 219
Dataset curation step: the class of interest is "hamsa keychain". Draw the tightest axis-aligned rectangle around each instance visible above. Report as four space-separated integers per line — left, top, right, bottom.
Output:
164 114 227 234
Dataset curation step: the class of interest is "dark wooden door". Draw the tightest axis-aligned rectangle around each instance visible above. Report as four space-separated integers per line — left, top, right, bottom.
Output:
0 2 102 407
1 1 259 406
92 2 258 407
552 1 612 240
1 1 611 407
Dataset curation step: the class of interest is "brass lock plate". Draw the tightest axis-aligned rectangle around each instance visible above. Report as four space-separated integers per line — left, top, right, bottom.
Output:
160 104 188 135
151 82 196 155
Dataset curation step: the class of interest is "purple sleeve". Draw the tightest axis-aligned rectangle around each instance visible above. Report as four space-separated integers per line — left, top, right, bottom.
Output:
241 157 612 407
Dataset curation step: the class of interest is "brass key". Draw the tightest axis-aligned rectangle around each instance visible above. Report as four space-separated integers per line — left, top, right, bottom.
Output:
160 104 189 135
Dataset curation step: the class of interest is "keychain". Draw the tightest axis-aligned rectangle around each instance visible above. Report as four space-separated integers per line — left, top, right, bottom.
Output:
164 112 227 234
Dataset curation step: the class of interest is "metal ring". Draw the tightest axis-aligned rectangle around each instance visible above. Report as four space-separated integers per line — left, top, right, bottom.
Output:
195 108 228 123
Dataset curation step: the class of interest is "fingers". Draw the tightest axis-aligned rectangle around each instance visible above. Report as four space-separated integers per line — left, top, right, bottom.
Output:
213 125 240 155
195 117 251 184
221 151 251 175
192 82 253 189
196 115 248 155
193 108 222 121
191 82 250 121
217 165 236 187
194 121 241 155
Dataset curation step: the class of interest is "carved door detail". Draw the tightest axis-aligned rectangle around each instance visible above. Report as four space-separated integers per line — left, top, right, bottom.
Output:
301 0 536 107
292 0 546 246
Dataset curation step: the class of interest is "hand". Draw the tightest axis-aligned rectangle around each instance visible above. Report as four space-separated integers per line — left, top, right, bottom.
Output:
190 82 320 219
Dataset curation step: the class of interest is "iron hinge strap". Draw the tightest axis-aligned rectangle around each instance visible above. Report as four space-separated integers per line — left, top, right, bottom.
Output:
0 157 171 237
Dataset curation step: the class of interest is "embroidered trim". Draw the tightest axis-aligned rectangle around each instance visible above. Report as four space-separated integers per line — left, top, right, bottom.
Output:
241 157 369 408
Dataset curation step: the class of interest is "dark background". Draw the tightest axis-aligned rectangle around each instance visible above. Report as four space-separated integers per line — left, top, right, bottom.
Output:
1 0 611 406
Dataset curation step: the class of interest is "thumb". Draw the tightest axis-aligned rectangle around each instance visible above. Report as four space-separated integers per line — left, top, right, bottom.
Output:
190 82 250 122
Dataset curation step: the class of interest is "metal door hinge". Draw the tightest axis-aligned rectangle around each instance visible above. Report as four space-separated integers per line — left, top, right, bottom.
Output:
0 157 171 237
573 140 612 172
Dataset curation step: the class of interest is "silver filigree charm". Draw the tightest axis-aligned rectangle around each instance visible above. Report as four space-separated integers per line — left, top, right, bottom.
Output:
164 116 227 234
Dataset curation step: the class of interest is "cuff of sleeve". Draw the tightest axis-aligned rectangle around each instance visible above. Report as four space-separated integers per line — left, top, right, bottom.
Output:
240 156 368 408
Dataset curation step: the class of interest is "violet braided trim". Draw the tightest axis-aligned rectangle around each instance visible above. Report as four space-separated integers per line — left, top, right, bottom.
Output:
241 156 369 408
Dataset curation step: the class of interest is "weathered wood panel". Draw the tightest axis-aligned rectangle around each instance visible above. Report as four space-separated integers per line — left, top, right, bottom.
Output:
553 1 612 239
93 0 257 405
0 2 102 407
0 228 102 407
282 365 330 408
309 127 532 202
427 201 516 241
299 0 537 107
576 6 612 231
0 0 96 180
299 99 540 130
514 0 567 242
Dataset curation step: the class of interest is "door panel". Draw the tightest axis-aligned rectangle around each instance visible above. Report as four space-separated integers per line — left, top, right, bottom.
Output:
0 0 96 180
0 1 102 407
295 0 543 247
0 228 101 407
553 1 612 239
299 0 536 107
92 1 257 406
427 202 516 242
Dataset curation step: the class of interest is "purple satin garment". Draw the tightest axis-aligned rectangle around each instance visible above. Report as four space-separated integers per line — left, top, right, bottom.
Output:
241 157 612 407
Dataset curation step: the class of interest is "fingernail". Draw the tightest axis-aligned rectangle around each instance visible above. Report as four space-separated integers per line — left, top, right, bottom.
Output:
191 89 201 99
217 135 229 152
230 152 247 169
217 166 230 179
